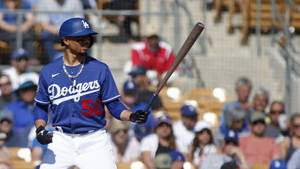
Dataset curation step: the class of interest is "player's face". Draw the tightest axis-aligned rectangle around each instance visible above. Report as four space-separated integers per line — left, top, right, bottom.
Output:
65 35 91 54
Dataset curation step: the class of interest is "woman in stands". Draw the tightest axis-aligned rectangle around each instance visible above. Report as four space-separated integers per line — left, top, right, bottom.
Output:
280 113 300 162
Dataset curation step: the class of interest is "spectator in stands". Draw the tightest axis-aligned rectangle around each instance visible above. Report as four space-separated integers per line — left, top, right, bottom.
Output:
0 74 16 110
220 77 253 125
265 101 285 138
0 129 14 169
188 123 217 169
214 104 249 147
3 81 36 147
102 0 139 42
287 148 300 169
36 0 83 60
141 114 185 169
239 111 281 166
252 87 269 113
109 118 141 163
129 66 164 111
3 48 39 91
173 104 211 156
0 110 22 147
280 113 300 162
0 0 36 63
131 34 177 85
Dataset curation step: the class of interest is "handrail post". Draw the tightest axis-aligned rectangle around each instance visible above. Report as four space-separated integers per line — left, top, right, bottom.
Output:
256 0 262 56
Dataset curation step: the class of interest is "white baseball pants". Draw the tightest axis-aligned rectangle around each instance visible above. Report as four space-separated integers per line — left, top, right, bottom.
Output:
40 129 117 169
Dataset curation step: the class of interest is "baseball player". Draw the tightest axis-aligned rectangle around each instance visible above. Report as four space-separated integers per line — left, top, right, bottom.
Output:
33 17 148 169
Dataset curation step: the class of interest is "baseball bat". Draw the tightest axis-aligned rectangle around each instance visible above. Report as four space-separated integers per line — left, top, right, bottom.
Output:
144 22 205 113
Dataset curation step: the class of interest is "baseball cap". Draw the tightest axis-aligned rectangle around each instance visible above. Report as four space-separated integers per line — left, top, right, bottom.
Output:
123 80 138 95
224 130 239 145
156 114 172 126
134 111 156 140
168 150 185 162
0 110 13 123
180 105 197 117
250 111 266 124
129 66 146 78
270 159 287 169
11 48 28 60
16 81 37 93
194 121 211 133
109 118 130 134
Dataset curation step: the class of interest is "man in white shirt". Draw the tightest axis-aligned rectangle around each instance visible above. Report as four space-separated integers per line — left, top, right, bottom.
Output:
3 48 39 91
173 104 211 155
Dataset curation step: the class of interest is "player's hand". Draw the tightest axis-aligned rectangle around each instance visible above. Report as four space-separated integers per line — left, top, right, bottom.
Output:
130 110 148 124
36 126 53 145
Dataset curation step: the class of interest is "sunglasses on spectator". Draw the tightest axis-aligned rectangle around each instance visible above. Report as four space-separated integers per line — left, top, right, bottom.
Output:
270 110 284 114
293 124 300 129
252 120 265 125
0 82 11 87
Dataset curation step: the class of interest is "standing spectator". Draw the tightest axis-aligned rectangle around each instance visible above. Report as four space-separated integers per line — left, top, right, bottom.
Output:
280 113 300 162
188 123 217 169
129 66 164 111
108 118 141 163
0 74 16 110
131 34 177 84
214 105 249 147
4 81 36 147
173 104 211 155
0 0 36 63
141 114 185 169
265 101 285 138
239 111 281 165
36 0 83 60
3 48 39 91
220 77 253 125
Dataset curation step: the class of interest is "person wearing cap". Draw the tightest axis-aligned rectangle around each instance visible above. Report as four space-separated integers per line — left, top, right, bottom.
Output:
108 118 141 163
173 104 211 156
36 0 83 60
239 111 281 165
130 33 178 85
3 80 37 147
129 65 164 111
3 48 39 91
141 114 185 169
214 104 249 147
0 74 16 110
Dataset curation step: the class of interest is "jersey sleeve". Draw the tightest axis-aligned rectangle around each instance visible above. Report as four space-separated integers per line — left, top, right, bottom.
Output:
34 71 50 104
131 49 142 66
100 66 120 103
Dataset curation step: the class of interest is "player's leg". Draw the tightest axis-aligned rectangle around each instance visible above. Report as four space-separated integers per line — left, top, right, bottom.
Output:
40 131 75 169
75 130 117 169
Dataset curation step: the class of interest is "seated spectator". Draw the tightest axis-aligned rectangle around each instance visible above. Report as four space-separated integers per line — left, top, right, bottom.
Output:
108 118 140 163
0 110 22 147
36 0 83 60
220 77 253 125
239 111 281 166
3 48 39 91
131 34 177 85
129 66 164 111
188 122 217 169
173 104 211 156
266 101 285 138
270 159 287 169
102 0 139 42
214 104 249 147
4 81 36 147
0 131 14 169
141 114 185 169
287 148 300 169
252 87 269 113
280 113 300 162
0 74 16 110
0 0 36 63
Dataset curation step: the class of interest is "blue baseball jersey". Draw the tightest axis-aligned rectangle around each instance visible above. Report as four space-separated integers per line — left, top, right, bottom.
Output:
34 56 120 133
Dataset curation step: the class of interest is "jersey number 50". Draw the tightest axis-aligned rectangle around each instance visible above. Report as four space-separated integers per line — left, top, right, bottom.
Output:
81 99 103 117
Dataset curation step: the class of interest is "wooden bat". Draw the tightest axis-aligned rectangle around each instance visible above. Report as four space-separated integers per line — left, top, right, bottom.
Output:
144 22 205 113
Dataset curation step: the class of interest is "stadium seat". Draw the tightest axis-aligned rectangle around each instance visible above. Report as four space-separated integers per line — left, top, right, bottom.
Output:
7 147 35 169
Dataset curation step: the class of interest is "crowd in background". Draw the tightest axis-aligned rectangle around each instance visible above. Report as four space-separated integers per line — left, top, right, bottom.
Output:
0 0 299 169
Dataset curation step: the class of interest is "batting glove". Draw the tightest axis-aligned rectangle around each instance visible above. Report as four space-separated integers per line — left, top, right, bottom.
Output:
36 126 53 145
130 110 149 124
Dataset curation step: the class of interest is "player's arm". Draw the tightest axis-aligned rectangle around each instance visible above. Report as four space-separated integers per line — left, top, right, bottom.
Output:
106 99 148 124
